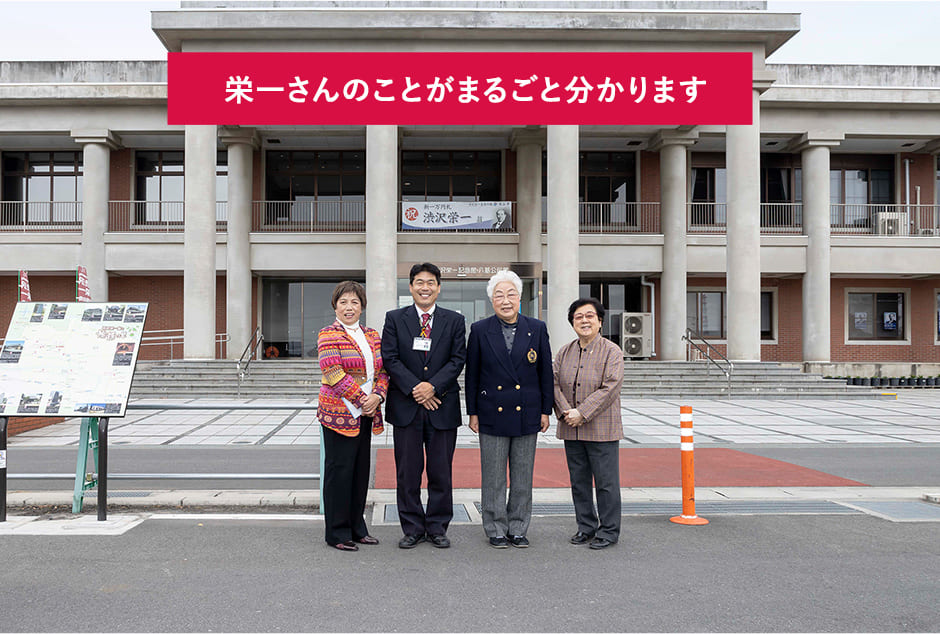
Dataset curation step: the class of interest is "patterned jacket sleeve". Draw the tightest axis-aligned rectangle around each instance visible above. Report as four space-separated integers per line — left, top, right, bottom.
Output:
367 328 390 400
318 328 368 408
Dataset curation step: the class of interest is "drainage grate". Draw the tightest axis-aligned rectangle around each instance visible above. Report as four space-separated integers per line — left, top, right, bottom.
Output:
82 491 153 498
844 501 940 522
473 500 862 516
383 503 471 524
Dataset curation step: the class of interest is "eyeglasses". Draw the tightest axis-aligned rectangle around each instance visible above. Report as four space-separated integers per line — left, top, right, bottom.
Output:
573 312 598 321
492 292 520 301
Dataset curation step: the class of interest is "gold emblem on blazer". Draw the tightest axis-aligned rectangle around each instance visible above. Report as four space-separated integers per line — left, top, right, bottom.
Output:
527 348 537 364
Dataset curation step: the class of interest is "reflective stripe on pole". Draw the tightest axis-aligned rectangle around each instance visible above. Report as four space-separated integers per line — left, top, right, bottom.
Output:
669 405 708 526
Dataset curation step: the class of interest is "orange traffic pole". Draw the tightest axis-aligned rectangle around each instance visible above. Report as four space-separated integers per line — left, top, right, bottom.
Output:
670 405 708 526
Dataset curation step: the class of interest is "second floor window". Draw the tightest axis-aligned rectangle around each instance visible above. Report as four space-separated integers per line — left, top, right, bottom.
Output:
1 152 83 223
402 151 500 201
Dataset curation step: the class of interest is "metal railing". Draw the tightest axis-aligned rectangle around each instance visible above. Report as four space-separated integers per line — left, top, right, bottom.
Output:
140 329 230 360
236 326 265 396
108 201 227 232
579 202 661 233
253 200 365 232
687 202 727 234
682 328 733 395
831 203 940 236
0 201 83 231
759 203 803 234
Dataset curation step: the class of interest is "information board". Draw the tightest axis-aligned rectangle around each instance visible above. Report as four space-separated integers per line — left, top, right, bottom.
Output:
0 302 148 417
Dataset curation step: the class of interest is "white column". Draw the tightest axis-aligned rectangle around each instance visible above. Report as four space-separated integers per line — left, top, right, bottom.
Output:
650 130 697 360
220 127 258 360
365 125 398 332
184 125 218 359
511 127 545 263
795 134 841 363
726 89 762 362
547 125 579 347
72 130 120 301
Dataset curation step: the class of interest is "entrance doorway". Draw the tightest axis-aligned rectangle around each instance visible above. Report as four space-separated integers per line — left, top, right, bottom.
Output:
261 279 358 359
578 278 643 348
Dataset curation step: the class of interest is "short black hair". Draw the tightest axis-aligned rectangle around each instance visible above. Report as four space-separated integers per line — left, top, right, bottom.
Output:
331 280 366 309
567 297 605 325
409 262 441 285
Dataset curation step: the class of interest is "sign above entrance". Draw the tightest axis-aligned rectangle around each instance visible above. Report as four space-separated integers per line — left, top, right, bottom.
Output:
168 52 752 125
402 201 511 231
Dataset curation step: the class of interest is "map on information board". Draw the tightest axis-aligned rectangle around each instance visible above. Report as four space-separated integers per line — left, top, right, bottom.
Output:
0 302 148 417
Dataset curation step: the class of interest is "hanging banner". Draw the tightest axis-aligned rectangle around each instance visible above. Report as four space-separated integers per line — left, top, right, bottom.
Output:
401 201 512 231
18 270 31 302
76 266 91 303
168 52 753 125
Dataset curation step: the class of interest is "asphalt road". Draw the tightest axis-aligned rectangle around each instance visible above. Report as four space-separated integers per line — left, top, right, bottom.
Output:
6 445 940 491
0 514 937 632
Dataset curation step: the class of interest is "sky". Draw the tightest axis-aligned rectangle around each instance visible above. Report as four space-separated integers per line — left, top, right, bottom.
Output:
0 0 937 64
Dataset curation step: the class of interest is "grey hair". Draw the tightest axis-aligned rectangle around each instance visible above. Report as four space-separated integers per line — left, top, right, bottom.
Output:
486 270 523 300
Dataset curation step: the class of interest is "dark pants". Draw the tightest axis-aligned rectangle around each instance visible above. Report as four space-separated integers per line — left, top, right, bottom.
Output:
322 417 373 546
564 439 621 542
393 410 457 537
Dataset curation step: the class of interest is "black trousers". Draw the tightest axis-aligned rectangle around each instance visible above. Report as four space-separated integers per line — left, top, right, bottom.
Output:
322 417 372 546
393 410 458 537
564 439 622 542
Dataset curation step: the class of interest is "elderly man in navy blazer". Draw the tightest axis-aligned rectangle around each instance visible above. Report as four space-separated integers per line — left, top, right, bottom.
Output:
382 262 467 549
466 270 553 548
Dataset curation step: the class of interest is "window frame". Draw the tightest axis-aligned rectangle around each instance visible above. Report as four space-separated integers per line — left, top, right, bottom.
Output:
844 287 911 346
401 150 501 202
686 287 777 343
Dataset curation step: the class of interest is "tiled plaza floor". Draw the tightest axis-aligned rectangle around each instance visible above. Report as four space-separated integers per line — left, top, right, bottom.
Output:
10 391 940 447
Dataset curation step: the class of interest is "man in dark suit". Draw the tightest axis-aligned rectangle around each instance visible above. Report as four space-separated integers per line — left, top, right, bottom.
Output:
381 262 467 549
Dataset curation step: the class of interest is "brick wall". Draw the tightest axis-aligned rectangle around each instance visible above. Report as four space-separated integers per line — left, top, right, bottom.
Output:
830 278 940 363
8 417 60 436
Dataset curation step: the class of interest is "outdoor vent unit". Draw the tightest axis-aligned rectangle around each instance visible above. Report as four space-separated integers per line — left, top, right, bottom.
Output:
876 212 909 236
621 312 652 358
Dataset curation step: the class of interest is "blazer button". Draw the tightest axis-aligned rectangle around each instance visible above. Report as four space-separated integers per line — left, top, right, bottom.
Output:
497 406 503 412
497 385 503 390
515 384 521 390
424 366 428 371
515 406 521 411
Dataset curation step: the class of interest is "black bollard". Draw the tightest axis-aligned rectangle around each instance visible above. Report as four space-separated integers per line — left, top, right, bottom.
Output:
97 418 108 521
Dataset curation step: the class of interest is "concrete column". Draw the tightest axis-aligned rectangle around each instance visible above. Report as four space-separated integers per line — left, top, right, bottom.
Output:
510 127 546 263
547 125 579 347
184 125 218 359
650 130 698 361
220 127 259 360
793 133 842 363
365 125 398 332
725 89 762 362
72 130 120 301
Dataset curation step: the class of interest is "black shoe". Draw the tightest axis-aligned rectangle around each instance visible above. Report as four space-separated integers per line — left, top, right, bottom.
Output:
398 534 426 549
488 536 510 549
355 535 379 545
589 537 615 550
570 531 595 545
510 535 529 548
428 534 451 548
333 541 359 552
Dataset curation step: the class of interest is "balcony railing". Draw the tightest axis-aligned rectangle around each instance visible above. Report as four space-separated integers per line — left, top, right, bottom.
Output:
108 201 227 232
253 200 365 232
0 201 82 232
687 202 727 234
687 202 804 235
579 202 661 233
831 204 940 236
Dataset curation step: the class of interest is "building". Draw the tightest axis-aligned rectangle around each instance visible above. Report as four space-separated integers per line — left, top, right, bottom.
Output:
1 1 939 376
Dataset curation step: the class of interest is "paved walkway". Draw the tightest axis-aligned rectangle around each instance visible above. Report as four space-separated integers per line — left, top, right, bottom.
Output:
10 391 940 447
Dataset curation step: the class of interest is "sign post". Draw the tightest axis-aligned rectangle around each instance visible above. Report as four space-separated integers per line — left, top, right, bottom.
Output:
1 417 7 523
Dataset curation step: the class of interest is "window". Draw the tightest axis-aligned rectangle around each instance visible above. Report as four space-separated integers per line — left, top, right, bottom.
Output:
847 291 906 342
687 289 775 340
689 153 726 226
264 150 365 224
401 151 500 202
539 151 637 225
760 155 803 229
1 151 83 224
135 151 184 223
829 155 894 228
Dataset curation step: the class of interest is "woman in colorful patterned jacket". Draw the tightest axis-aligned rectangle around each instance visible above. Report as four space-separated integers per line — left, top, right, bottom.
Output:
317 280 389 551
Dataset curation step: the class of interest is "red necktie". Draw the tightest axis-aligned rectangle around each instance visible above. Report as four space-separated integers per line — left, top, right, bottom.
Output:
420 313 432 338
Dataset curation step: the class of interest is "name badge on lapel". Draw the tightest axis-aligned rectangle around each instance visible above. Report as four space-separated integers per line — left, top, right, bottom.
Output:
527 348 537 364
413 337 432 352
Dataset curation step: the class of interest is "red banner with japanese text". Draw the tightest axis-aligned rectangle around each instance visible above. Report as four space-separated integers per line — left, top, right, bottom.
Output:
76 266 91 303
168 52 752 125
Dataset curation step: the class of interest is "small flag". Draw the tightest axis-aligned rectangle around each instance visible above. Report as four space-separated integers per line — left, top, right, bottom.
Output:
76 266 92 302
19 270 31 301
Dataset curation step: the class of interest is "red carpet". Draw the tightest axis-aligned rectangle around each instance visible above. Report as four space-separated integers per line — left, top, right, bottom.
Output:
373 447 865 489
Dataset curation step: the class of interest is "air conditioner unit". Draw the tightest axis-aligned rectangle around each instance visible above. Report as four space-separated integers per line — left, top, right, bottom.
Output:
621 312 652 358
875 211 908 236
